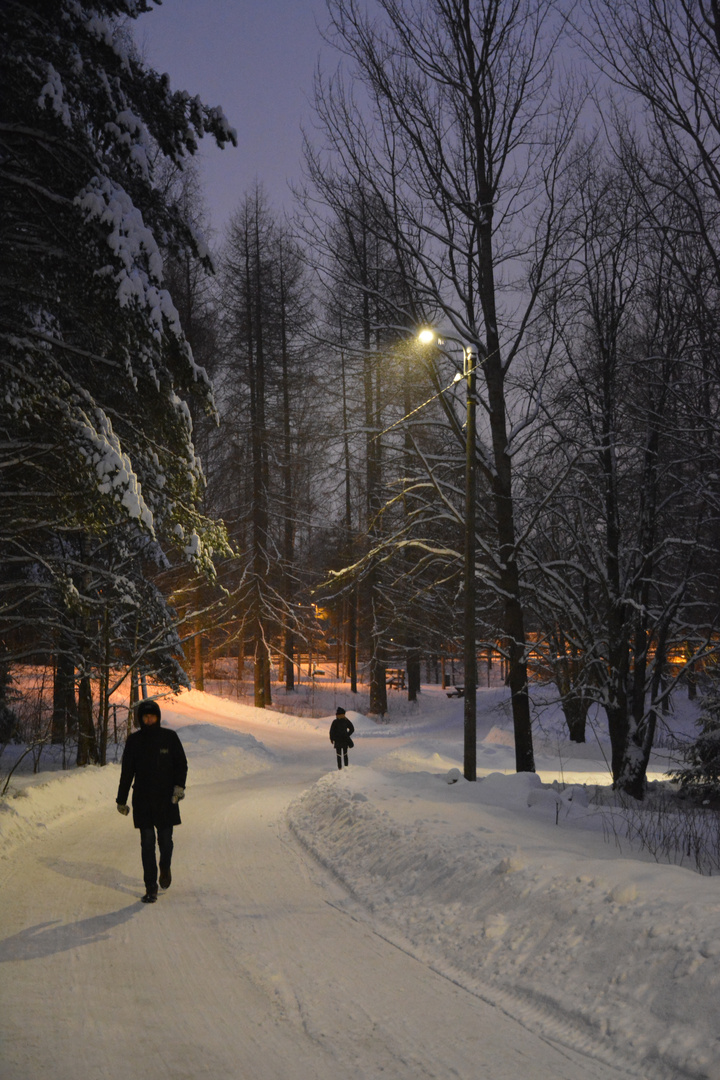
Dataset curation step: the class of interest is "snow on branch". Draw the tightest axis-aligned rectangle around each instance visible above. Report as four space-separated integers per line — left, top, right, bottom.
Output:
73 401 154 530
37 63 72 128
75 177 183 339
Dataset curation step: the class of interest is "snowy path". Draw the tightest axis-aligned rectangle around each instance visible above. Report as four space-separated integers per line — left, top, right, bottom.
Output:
0 745 632 1080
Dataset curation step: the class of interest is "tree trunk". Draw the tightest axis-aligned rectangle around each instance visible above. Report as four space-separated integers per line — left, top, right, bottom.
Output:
479 221 534 772
129 665 139 736
264 642 273 707
254 633 266 709
52 652 75 745
76 675 97 766
563 694 589 743
241 198 270 711
340 343 358 696
194 630 204 692
98 605 111 765
279 244 296 694
284 625 295 691
236 637 245 694
687 658 697 701
347 587 358 693
369 631 387 716
407 644 421 703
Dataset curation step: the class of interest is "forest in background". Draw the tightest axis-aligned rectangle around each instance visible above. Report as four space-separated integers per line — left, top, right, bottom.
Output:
4 0 720 801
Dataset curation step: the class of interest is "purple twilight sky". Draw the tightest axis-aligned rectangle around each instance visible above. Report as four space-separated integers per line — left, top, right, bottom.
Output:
137 0 330 237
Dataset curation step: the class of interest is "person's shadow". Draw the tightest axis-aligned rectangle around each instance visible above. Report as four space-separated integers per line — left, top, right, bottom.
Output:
0 856 144 963
38 856 139 896
0 904 139 962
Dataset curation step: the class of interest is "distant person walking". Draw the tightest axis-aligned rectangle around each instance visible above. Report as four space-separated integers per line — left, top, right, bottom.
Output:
329 707 355 769
116 700 188 904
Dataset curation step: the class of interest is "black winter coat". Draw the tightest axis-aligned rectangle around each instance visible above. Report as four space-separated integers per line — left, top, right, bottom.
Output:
329 715 355 749
117 724 188 829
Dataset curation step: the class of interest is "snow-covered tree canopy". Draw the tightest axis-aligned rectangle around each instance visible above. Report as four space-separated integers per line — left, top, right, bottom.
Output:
0 0 237 575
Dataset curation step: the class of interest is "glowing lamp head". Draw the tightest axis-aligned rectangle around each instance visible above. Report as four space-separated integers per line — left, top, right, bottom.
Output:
417 328 436 345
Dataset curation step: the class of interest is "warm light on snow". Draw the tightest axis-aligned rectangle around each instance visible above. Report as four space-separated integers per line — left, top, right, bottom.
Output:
2 683 718 1079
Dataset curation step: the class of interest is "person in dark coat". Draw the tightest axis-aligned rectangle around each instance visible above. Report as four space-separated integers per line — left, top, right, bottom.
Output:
329 707 355 769
116 700 188 903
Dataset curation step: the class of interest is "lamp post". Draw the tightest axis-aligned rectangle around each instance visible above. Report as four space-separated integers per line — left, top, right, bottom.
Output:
462 343 477 781
418 329 477 781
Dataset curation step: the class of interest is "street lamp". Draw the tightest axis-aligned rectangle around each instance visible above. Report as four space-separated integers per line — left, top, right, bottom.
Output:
418 329 477 781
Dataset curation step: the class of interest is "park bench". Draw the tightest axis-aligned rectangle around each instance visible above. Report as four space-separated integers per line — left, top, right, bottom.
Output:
386 668 406 689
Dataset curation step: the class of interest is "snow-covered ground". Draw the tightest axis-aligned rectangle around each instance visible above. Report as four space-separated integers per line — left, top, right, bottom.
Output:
1 682 718 1080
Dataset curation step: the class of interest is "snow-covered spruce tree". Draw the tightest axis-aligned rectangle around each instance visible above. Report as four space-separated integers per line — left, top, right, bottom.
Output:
0 2 236 681
672 691 720 804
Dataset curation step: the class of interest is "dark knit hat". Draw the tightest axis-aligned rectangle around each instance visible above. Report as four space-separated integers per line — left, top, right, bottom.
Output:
137 699 161 723
336 707 346 716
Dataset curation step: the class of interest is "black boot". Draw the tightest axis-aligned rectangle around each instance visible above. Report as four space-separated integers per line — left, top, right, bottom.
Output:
141 886 158 904
159 864 172 890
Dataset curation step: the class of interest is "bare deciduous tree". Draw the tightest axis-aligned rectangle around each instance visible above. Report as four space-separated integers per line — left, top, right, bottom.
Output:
308 0 581 769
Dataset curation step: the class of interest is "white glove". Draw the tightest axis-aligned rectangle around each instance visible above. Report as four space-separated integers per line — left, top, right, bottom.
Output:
171 786 185 804
117 803 130 816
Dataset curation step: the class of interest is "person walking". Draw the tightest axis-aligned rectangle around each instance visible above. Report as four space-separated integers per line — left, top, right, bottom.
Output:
329 706 355 769
116 700 188 904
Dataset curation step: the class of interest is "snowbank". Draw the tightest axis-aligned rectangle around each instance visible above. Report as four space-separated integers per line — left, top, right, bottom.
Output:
0 720 273 859
173 723 275 784
289 767 720 1080
0 765 119 858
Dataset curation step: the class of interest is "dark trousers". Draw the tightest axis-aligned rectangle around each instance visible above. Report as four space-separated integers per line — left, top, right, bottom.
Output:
335 747 349 769
139 825 173 889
